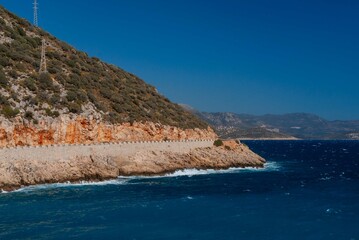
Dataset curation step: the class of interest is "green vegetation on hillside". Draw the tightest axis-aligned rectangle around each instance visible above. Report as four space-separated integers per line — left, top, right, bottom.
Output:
0 5 207 129
213 139 224 147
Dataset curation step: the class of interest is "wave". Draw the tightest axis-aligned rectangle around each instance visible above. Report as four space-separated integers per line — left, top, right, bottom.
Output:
120 162 281 179
167 162 281 176
1 162 280 194
2 179 129 194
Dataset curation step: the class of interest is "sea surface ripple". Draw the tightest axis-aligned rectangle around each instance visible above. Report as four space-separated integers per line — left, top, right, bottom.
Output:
0 140 358 240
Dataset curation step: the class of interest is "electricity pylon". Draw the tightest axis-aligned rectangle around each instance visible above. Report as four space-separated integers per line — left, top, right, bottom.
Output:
33 0 38 27
39 38 47 73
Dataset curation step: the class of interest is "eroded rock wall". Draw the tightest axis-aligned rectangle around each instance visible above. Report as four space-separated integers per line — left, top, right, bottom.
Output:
0 116 217 148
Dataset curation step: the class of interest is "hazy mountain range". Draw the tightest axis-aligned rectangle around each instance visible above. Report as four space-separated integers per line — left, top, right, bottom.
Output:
181 105 359 140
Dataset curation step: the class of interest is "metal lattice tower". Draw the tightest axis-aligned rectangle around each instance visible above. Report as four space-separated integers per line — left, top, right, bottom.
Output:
33 0 38 27
39 39 47 73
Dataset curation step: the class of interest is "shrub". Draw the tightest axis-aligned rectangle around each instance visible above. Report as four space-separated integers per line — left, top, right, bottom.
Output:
0 56 10 67
23 95 31 101
66 59 76 68
0 94 9 105
8 51 24 62
0 17 5 26
87 92 97 102
48 65 61 74
68 102 82 113
66 91 77 102
50 94 61 106
15 62 26 72
76 90 88 103
55 73 68 85
45 108 60 117
38 73 54 90
45 108 52 116
16 26 26 36
52 110 60 117
0 69 8 87
225 146 231 150
58 41 72 52
66 74 81 87
8 70 18 79
105 112 120 123
100 87 113 99
29 97 39 106
10 91 19 101
37 91 49 102
24 111 33 119
112 103 124 113
94 101 107 112
2 106 20 118
23 78 37 91
213 139 224 147
24 36 39 48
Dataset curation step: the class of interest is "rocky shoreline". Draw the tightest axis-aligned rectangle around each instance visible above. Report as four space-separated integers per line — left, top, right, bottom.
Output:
0 140 265 191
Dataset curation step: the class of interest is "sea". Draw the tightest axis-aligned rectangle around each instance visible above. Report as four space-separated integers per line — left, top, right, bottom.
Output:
0 140 358 239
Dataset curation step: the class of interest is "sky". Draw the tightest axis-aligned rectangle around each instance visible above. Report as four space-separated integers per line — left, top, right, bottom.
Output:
0 0 358 120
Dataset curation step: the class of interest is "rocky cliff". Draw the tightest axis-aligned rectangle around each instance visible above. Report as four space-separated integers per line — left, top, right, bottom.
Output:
0 114 216 148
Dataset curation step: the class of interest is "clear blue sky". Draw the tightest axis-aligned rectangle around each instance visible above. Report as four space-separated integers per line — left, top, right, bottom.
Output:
1 0 358 120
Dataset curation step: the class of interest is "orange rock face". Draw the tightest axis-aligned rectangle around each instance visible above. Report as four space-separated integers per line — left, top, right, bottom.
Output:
0 117 217 148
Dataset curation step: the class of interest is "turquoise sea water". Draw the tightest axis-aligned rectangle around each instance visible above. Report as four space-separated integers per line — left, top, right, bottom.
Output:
0 140 358 239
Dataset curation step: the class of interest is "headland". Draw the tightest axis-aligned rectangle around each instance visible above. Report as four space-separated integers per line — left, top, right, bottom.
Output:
0 139 265 191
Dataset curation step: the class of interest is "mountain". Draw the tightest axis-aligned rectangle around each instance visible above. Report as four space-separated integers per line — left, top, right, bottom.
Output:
195 112 359 140
0 5 216 147
0 5 208 129
194 112 296 139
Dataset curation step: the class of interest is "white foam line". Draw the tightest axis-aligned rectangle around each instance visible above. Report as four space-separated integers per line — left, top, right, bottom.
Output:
120 162 281 179
5 179 129 194
1 162 280 194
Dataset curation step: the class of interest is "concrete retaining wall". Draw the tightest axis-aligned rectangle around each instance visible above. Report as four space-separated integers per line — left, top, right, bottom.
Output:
0 140 214 161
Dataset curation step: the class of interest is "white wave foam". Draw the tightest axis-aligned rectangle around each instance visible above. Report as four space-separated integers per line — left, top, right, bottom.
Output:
263 161 282 171
2 162 281 194
1 189 8 194
164 168 242 177
120 162 281 179
11 179 129 193
165 162 280 177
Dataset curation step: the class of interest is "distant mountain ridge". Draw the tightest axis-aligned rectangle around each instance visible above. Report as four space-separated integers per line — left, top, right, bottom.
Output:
180 106 359 140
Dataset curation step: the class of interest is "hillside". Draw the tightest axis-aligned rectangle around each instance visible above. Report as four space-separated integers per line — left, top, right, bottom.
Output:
196 112 359 140
0 5 217 147
0 5 207 129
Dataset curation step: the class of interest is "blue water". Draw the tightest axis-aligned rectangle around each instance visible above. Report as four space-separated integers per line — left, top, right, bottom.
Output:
0 141 358 239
